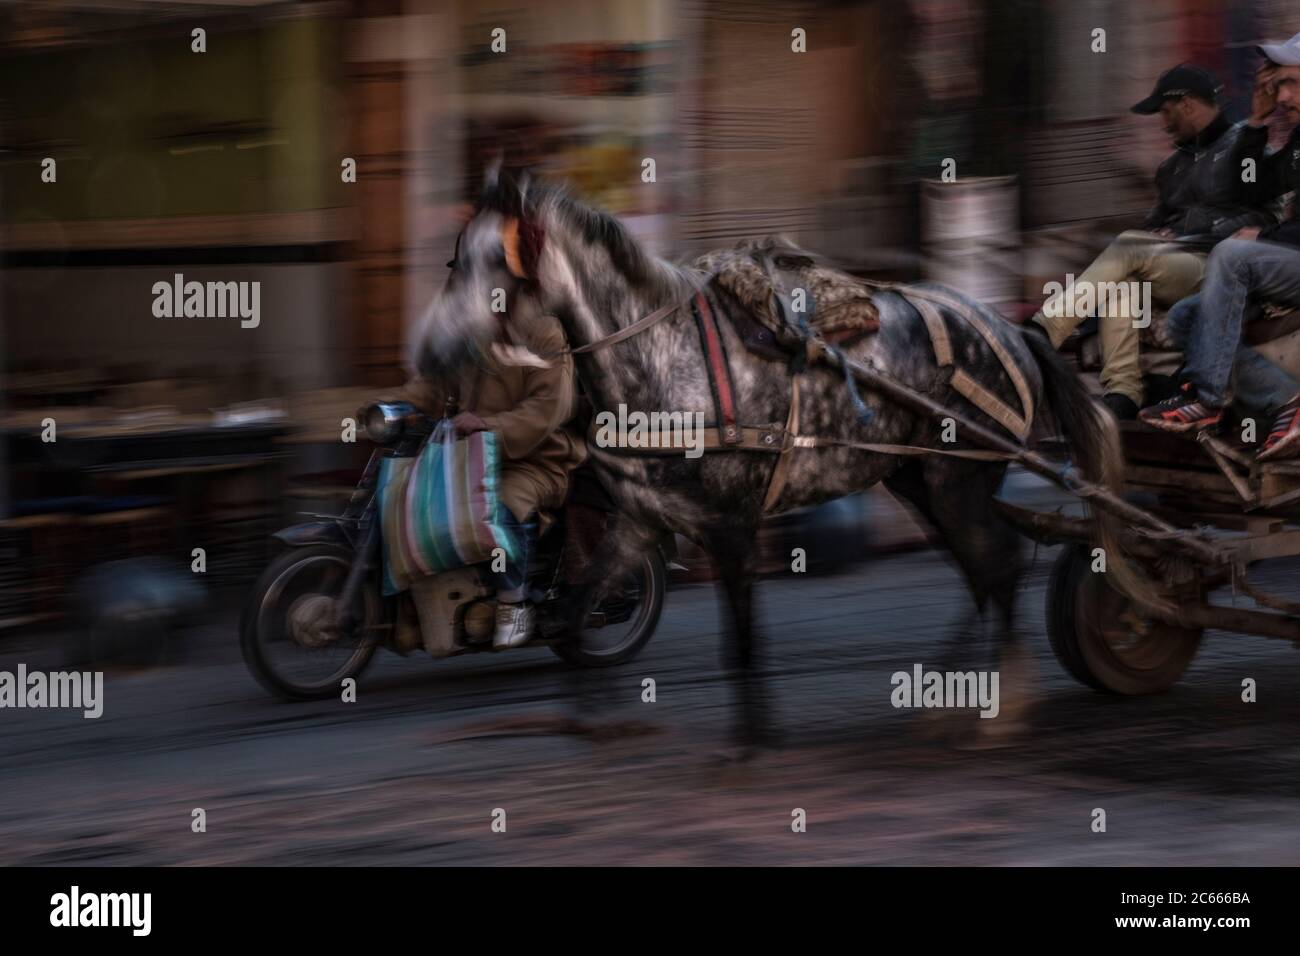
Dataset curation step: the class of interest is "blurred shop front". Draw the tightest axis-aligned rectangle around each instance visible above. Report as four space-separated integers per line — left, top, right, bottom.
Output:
0 0 686 635
0 3 357 633
1 0 1297 634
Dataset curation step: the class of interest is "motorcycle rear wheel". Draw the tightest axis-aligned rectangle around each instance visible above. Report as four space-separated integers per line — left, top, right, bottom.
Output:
549 549 667 667
241 543 383 700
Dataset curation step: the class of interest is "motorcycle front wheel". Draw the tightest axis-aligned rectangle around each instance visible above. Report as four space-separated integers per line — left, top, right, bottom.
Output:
241 543 384 700
549 549 667 667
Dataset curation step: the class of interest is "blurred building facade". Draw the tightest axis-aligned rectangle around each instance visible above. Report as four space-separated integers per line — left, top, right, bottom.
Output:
0 0 1295 628
2 0 1296 394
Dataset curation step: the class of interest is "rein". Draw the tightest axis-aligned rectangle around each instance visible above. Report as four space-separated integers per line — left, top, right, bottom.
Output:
501 213 719 358
504 213 698 357
525 281 713 359
569 286 705 356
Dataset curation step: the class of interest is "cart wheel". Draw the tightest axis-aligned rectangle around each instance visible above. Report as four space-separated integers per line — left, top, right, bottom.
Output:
1046 543 1202 695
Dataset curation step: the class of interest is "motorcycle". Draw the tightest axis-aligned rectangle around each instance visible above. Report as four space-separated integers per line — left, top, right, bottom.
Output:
241 400 668 700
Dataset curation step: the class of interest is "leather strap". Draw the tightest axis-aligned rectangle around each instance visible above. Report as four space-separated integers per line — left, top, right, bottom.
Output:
930 291 1035 438
588 420 786 455
502 217 527 279
762 375 801 513
789 436 1008 460
898 287 1033 439
913 297 953 366
538 270 716 359
588 418 1008 461
951 369 1031 440
692 290 741 445
502 216 545 281
568 301 681 355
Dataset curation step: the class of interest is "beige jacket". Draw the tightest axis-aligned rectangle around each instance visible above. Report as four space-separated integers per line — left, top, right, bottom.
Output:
392 308 587 523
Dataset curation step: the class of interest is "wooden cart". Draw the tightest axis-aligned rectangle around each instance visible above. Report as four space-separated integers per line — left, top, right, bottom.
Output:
995 422 1300 695
808 333 1300 696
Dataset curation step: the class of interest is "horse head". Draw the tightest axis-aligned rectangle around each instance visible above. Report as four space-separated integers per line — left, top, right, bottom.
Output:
412 162 546 379
414 166 682 384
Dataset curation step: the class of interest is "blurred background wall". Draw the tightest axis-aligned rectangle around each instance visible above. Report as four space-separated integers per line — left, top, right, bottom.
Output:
0 0 1296 626
3 0 1296 392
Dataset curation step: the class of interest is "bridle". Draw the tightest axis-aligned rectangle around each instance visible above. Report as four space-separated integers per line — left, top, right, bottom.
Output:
501 215 545 283
498 212 712 357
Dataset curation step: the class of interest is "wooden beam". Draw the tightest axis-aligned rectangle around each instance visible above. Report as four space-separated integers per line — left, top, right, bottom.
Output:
1164 603 1300 643
827 350 1228 564
1196 433 1256 504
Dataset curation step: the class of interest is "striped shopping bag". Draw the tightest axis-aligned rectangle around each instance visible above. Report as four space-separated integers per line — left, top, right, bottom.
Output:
376 421 522 595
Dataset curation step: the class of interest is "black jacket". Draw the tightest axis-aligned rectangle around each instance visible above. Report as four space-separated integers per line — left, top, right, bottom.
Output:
1144 113 1278 241
1237 122 1300 249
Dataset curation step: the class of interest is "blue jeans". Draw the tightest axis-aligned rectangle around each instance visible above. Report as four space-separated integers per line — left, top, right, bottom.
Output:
1177 239 1300 408
490 510 536 603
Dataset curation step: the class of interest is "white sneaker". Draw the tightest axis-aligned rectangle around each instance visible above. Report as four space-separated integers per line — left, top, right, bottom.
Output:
492 602 535 649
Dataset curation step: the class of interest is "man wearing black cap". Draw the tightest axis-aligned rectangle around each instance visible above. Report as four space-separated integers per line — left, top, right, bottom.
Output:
1140 35 1300 460
1027 64 1275 420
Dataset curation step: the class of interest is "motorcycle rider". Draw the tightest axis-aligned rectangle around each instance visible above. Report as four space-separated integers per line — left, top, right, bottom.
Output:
386 292 586 648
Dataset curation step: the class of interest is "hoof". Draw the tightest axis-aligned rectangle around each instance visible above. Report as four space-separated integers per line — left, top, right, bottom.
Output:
735 720 782 752
950 714 1027 751
708 742 766 768
913 706 962 743
583 719 662 743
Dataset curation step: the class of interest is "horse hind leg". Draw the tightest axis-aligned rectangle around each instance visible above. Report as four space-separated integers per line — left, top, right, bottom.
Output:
891 457 1035 741
884 459 993 654
931 458 1037 742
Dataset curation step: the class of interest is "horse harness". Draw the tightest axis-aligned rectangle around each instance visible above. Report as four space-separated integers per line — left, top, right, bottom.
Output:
499 216 1035 514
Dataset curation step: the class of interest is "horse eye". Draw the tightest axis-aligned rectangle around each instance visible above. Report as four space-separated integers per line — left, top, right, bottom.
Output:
446 260 457 269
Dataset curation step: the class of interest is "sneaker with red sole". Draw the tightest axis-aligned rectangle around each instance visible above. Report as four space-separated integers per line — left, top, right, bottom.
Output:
1138 383 1224 433
1258 397 1300 461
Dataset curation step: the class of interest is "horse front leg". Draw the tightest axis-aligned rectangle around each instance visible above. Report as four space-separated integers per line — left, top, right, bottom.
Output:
708 526 774 754
559 512 661 731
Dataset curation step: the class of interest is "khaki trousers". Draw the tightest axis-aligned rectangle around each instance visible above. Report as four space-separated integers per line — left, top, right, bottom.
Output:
1033 230 1206 404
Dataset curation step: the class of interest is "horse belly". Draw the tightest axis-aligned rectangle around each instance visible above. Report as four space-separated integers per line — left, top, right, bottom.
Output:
764 447 900 515
754 356 918 514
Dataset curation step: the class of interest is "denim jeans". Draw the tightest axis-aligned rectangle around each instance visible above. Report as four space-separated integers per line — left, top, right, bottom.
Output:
1166 293 1300 414
1033 230 1205 404
1181 238 1300 408
490 509 536 603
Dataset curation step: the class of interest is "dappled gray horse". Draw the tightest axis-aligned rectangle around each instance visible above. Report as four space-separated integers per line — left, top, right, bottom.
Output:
416 170 1132 747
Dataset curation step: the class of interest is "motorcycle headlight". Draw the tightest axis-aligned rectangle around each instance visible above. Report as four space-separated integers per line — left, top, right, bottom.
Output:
359 403 404 444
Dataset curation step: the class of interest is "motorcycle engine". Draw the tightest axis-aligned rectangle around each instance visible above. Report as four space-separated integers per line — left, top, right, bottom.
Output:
462 600 496 643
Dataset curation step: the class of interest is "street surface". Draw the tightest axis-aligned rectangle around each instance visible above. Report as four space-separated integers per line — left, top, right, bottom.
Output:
4 510 1300 866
